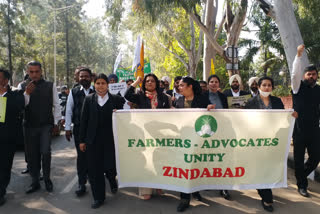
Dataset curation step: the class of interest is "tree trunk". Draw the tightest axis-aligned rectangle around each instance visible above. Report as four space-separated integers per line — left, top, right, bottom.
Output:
203 0 217 81
225 0 248 76
189 0 248 77
7 0 13 85
257 0 309 72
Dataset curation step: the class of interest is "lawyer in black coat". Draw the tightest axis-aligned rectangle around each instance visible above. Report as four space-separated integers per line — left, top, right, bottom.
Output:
0 69 25 206
174 76 214 212
124 74 170 109
124 74 170 200
244 76 284 212
79 73 125 209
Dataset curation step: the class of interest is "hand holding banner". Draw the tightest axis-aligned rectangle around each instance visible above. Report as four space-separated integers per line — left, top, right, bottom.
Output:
113 109 295 193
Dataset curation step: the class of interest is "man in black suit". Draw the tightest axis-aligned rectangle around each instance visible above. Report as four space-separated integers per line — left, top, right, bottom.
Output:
65 67 94 197
223 74 250 97
291 44 320 197
0 69 25 206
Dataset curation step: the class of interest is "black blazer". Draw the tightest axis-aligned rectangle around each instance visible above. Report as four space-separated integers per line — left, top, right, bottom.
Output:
124 86 170 109
166 90 173 97
79 93 125 145
223 89 250 97
174 94 209 108
245 95 284 109
0 89 25 143
202 91 228 109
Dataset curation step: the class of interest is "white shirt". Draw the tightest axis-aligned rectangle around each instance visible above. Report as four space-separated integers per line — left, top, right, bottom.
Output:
18 82 61 125
98 93 109 107
251 91 258 97
231 89 240 97
173 88 183 99
291 55 304 94
65 85 94 130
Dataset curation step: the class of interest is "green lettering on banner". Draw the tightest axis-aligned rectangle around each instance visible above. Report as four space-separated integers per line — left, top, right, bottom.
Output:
0 97 7 123
271 138 279 146
116 63 152 81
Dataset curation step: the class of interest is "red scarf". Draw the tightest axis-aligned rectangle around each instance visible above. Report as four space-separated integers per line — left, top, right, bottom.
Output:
145 91 158 109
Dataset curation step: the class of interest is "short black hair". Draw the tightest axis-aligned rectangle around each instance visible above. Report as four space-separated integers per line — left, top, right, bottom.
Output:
258 76 274 89
174 76 182 82
0 68 10 80
304 64 318 73
78 67 92 76
208 75 220 83
199 80 207 85
126 79 134 84
27 61 42 69
94 73 109 83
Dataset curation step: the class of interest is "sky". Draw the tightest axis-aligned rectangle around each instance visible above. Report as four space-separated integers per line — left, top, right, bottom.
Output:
82 0 106 18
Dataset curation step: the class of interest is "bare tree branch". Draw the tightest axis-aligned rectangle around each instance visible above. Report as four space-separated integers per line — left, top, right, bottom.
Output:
214 12 226 41
188 11 225 58
152 31 189 70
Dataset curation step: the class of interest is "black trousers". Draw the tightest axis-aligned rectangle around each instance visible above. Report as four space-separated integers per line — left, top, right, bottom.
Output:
22 126 29 170
180 192 200 202
87 141 117 201
257 189 273 203
25 125 52 183
0 143 16 197
73 125 88 186
293 127 320 188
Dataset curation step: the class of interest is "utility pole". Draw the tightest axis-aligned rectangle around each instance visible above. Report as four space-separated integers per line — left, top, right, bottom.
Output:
50 3 78 85
7 0 13 85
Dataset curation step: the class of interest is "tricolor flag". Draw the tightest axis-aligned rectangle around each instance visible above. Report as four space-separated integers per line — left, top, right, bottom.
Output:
132 35 144 85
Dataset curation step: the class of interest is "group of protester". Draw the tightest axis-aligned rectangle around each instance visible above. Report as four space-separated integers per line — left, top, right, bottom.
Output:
0 44 319 213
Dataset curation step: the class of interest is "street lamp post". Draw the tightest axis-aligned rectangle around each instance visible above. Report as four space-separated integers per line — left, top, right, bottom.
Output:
49 4 79 85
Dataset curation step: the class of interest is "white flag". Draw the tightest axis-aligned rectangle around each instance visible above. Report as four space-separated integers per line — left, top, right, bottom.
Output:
113 52 122 74
132 35 141 72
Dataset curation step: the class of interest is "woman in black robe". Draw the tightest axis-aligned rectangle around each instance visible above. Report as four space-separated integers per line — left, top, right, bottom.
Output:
245 76 284 212
174 76 215 212
80 73 125 209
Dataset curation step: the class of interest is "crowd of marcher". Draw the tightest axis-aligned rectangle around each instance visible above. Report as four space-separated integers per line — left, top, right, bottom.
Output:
0 44 319 213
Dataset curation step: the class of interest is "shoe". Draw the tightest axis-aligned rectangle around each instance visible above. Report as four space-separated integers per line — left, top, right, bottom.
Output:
75 185 86 197
26 183 40 194
298 188 309 197
261 200 274 212
192 192 202 201
177 201 190 212
109 178 118 194
44 179 53 192
220 190 231 200
0 196 6 206
91 200 104 209
21 168 29 174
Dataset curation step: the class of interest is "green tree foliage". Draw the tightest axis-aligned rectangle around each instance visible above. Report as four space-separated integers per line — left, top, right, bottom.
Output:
0 0 120 86
294 0 320 64
239 3 286 89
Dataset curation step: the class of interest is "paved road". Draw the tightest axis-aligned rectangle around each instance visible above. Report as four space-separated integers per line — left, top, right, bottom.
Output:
2 134 320 214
